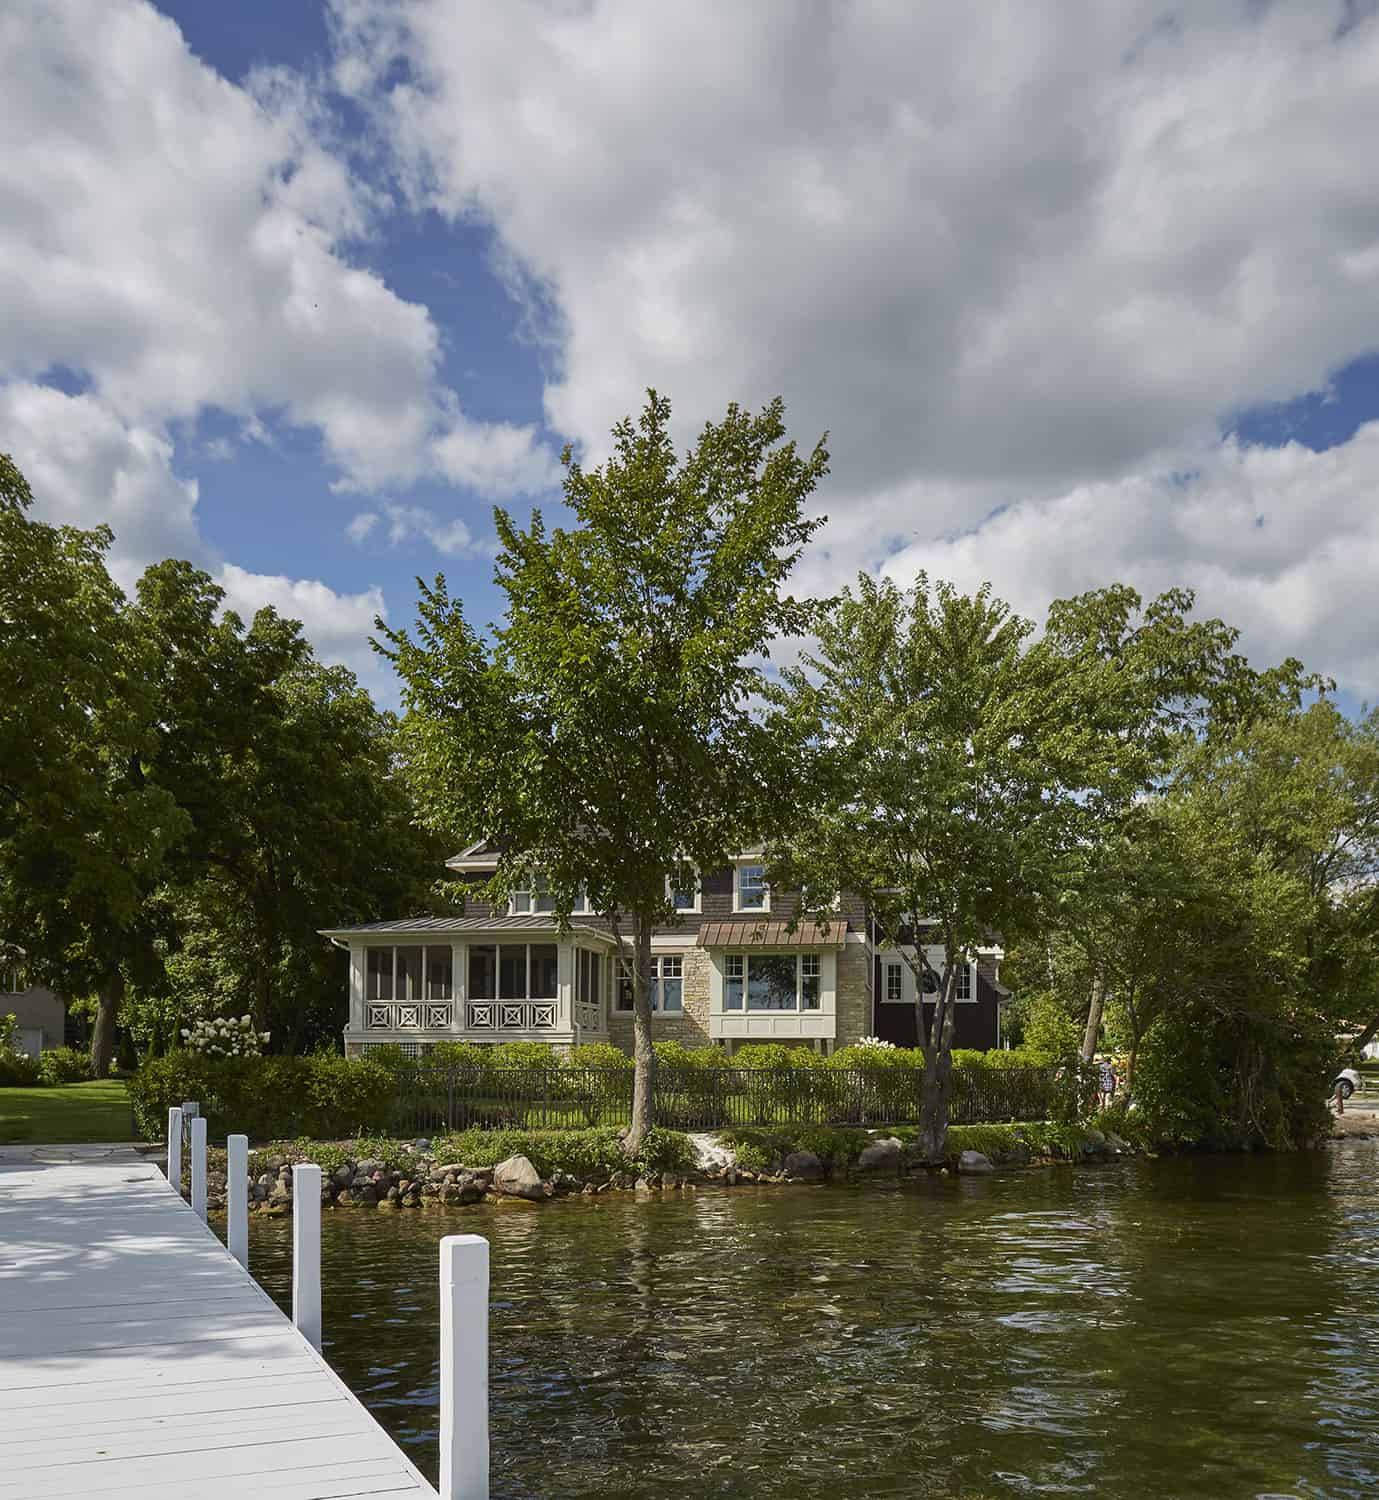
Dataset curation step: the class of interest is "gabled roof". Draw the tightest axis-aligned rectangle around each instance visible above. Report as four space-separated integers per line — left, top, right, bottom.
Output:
444 840 501 873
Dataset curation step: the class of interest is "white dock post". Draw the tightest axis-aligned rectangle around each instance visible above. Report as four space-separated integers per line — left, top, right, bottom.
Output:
293 1163 322 1350
227 1133 249 1268
190 1116 208 1221
439 1233 490 1500
167 1106 183 1193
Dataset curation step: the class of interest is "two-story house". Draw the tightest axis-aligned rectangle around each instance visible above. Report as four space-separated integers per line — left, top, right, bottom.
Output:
320 845 1008 1058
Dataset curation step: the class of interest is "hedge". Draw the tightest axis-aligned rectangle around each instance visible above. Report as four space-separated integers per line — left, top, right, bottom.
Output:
128 1052 396 1141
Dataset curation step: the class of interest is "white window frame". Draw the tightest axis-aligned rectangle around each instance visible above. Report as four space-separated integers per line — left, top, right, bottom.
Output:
615 953 687 1014
733 861 770 914
722 951 821 1013
509 876 556 916
883 960 904 1004
665 866 701 915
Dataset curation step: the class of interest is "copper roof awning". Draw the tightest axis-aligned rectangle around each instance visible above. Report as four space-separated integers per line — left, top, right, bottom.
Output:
697 919 847 949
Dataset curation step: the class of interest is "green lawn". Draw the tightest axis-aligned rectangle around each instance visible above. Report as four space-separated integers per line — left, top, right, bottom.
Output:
0 1079 138 1144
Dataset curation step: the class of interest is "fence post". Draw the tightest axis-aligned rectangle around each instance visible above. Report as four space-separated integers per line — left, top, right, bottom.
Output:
190 1116 208 1221
293 1163 323 1350
439 1233 490 1500
227 1133 249 1269
167 1106 183 1193
448 1065 456 1132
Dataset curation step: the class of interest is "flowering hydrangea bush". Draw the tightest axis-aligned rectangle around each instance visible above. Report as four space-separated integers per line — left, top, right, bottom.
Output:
180 1014 270 1059
855 1035 897 1050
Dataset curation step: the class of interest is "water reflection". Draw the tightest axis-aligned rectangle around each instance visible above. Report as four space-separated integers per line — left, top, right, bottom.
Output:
247 1145 1379 1499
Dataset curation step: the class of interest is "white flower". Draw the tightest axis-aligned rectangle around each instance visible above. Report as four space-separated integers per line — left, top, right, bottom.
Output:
240 1015 251 1025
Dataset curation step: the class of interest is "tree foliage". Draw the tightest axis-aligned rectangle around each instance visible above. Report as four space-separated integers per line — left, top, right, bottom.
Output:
381 391 830 1151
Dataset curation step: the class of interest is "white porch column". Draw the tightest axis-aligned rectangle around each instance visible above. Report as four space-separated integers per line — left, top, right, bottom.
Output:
453 941 466 1030
348 945 365 1029
557 942 574 1034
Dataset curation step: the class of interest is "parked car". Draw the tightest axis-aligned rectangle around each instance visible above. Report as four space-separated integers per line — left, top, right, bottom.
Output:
1333 1067 1363 1099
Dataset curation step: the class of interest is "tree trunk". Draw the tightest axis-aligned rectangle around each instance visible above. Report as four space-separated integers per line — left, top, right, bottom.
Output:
1348 1005 1379 1058
90 972 124 1078
917 946 959 1163
1080 975 1106 1064
624 914 657 1157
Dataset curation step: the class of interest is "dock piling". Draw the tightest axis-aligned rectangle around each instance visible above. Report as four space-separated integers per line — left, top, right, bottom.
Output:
293 1162 323 1349
166 1106 183 1192
439 1233 490 1500
227 1133 248 1268
190 1116 208 1221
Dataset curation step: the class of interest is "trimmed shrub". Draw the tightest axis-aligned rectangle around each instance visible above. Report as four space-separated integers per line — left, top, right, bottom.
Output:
730 1042 827 1071
565 1042 633 1072
128 1052 396 1141
37 1047 93 1086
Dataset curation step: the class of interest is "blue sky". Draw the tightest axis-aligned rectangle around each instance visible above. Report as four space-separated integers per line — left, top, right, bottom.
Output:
5 1 1379 706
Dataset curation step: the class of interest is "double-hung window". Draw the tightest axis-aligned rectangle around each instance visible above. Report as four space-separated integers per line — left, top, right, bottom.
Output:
509 877 556 915
723 953 821 1012
884 960 904 1003
666 865 700 913
615 955 685 1012
735 863 769 912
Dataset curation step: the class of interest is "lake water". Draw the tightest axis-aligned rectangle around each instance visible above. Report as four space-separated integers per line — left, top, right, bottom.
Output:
247 1143 1379 1499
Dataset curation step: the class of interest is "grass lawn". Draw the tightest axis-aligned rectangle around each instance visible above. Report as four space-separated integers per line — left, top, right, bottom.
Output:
0 1079 138 1145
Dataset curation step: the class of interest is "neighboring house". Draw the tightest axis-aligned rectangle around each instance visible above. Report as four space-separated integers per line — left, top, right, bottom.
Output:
2 961 66 1058
321 844 1008 1059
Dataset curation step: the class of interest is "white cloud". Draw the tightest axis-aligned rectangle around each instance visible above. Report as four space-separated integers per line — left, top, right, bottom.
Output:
346 511 381 544
329 0 1379 689
884 422 1379 698
347 500 489 558
0 0 555 498
218 563 390 692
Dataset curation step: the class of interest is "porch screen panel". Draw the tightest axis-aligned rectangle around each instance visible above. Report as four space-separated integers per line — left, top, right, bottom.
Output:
366 947 394 1001
499 945 527 1000
396 946 423 1001
425 946 453 999
469 944 496 1000
530 944 558 999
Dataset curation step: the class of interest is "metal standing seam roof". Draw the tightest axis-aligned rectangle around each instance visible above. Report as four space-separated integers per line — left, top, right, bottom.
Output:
317 916 618 943
697 919 848 949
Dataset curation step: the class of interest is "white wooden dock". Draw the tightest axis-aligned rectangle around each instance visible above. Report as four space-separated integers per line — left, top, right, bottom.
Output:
0 1144 439 1500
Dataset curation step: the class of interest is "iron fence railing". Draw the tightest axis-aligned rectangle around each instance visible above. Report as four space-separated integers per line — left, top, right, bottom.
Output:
385 1063 1089 1136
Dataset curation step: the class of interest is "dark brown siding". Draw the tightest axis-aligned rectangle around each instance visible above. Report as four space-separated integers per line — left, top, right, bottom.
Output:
870 953 1002 1051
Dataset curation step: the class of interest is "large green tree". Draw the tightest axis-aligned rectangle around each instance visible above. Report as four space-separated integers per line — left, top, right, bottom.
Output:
382 391 829 1152
126 560 442 1054
772 576 1242 1160
0 455 188 1073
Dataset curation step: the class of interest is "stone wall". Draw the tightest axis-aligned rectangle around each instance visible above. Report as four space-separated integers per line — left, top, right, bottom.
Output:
834 942 872 1049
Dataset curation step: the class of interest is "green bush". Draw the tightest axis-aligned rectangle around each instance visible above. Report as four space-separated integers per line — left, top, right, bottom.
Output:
730 1042 826 1070
487 1041 558 1070
653 1040 730 1069
37 1047 93 1086
720 1125 886 1171
565 1042 634 1071
0 1051 41 1087
827 1044 925 1070
128 1052 397 1141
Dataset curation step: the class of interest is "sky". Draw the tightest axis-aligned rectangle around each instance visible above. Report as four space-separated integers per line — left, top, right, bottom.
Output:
4 1 1379 709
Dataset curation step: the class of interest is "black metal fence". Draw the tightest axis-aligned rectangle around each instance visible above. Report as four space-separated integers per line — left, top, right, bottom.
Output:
386 1063 1086 1136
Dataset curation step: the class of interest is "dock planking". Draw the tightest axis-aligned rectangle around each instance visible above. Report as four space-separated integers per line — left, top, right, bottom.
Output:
0 1146 438 1500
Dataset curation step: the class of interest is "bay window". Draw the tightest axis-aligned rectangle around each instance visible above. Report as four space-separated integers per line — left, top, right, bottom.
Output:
723 952 821 1012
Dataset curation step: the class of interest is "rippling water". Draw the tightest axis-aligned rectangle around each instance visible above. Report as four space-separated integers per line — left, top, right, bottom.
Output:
246 1142 1379 1499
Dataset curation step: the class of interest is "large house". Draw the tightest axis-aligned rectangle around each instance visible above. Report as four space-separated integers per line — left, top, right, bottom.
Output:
321 845 1008 1059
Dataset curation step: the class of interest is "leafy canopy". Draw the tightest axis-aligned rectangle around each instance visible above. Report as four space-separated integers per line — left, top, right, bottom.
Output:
381 390 830 922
